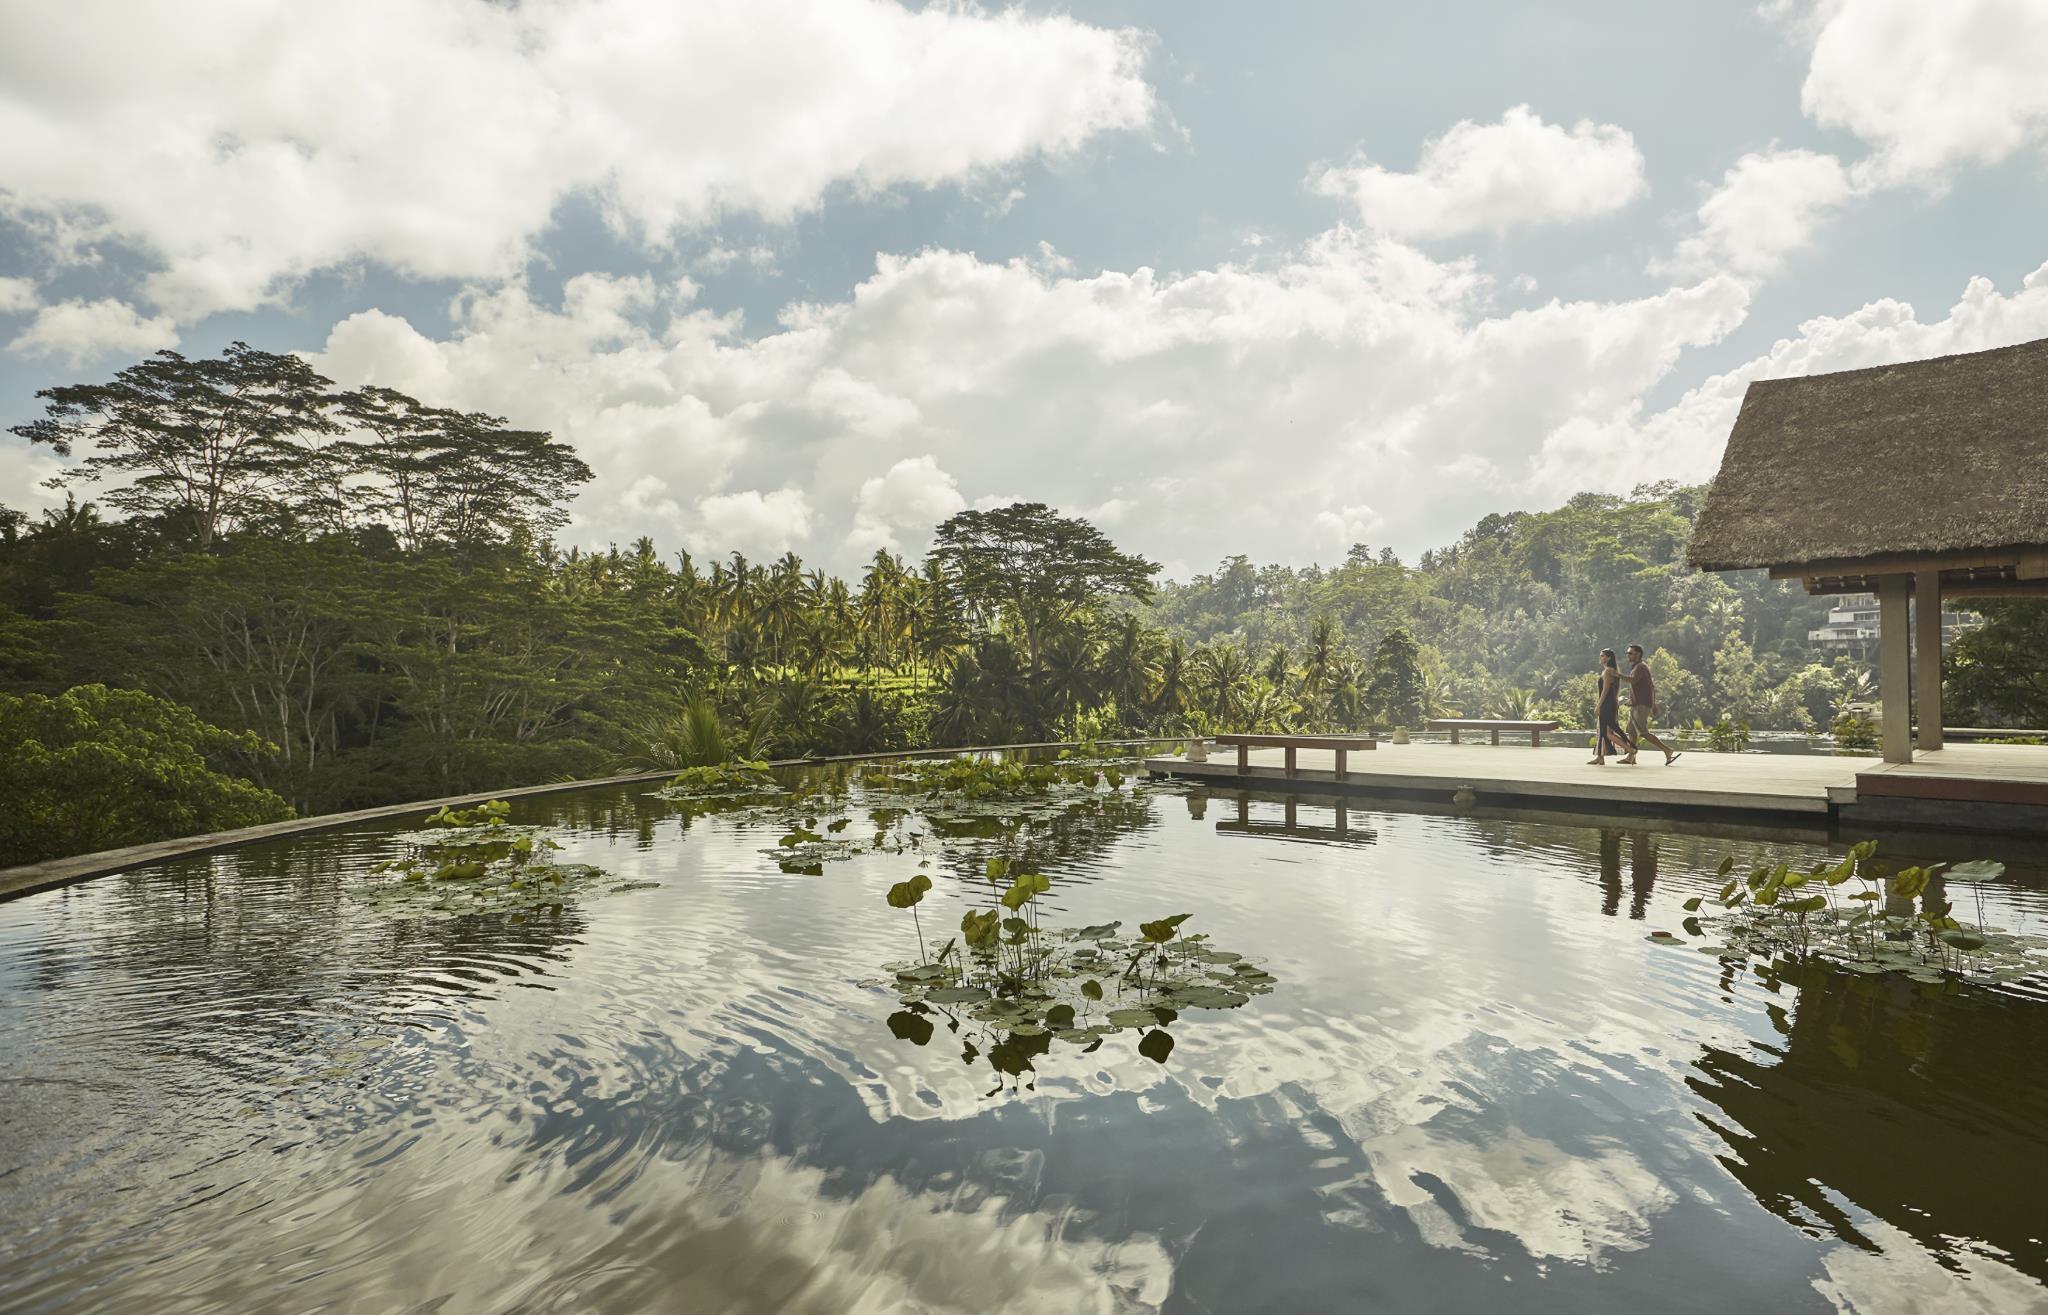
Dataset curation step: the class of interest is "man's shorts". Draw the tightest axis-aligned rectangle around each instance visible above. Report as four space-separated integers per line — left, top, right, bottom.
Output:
1628 705 1653 740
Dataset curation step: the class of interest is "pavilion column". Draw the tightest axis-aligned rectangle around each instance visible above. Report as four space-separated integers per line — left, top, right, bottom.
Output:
1877 575 1913 764
1914 569 1944 751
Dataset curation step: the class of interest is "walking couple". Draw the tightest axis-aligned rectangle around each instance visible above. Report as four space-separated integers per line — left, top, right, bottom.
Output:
1591 645 1681 767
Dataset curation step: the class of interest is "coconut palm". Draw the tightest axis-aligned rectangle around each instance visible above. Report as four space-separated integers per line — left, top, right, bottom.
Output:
1040 627 1099 737
1196 642 1255 724
1154 636 1192 722
1326 655 1366 728
1300 617 1337 699
1098 614 1159 726
1238 678 1301 733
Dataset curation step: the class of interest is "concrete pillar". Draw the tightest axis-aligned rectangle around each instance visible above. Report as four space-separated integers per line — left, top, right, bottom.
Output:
1877 575 1913 764
1914 569 1943 751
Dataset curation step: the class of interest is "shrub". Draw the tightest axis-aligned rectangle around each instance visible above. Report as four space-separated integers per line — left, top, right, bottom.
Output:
1830 712 1880 752
1705 714 1750 753
0 685 294 867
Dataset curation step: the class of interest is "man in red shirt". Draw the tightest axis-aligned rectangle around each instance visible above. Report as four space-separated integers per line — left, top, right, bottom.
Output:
1623 644 1679 765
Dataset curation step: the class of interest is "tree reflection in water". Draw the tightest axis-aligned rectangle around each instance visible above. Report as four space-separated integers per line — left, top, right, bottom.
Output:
1691 954 2048 1278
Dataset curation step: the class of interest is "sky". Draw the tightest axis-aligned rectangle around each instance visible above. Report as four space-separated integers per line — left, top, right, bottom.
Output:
2 0 2047 580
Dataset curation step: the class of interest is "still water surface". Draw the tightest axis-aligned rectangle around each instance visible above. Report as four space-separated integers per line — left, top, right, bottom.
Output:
4 763 2048 1313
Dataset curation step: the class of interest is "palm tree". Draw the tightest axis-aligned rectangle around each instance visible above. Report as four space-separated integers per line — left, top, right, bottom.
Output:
1300 617 1337 701
1418 668 1457 721
1831 668 1876 720
1238 678 1301 733
1263 644 1291 691
930 648 986 745
1326 655 1366 728
834 686 896 754
1040 627 1098 737
1196 642 1255 724
1098 614 1159 727
1488 686 1538 720
767 673 830 752
612 695 729 770
1154 635 1192 722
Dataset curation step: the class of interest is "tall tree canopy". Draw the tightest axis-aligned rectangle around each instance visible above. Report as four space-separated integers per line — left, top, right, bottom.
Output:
1949 602 2048 728
330 386 592 547
11 342 340 548
12 348 592 553
929 502 1158 664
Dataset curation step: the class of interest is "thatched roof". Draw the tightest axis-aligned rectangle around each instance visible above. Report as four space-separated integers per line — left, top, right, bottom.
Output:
1688 336 2048 573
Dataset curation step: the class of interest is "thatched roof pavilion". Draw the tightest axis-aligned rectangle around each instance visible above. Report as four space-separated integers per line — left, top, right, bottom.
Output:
1689 336 2048 762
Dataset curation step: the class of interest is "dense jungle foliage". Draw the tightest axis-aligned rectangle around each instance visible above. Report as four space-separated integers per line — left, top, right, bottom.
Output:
2 343 2039 864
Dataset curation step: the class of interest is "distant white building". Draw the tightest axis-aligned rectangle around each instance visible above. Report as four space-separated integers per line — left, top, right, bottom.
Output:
1810 593 1976 659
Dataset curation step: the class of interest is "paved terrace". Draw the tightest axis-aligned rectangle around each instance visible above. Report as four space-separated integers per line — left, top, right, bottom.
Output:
1145 741 2048 831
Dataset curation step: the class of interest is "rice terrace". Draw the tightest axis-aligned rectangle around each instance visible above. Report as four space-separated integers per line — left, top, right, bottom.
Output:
3 3 2048 1313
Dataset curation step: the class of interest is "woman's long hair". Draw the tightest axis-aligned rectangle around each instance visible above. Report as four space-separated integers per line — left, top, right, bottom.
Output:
1599 648 1618 669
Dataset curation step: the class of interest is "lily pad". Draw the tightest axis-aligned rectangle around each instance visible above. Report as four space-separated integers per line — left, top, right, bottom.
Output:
1162 985 1250 1009
1137 1029 1176 1063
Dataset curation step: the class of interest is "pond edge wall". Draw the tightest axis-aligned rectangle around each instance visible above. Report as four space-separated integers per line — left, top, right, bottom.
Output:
0 738 1194 902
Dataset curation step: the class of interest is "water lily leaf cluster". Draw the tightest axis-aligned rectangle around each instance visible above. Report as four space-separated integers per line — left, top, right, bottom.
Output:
654 761 781 800
1658 843 2046 986
876 862 1278 1091
356 798 653 919
890 755 1125 802
694 753 1147 875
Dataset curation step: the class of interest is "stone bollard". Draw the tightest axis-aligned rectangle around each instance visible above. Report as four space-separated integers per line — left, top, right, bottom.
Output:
1186 737 1208 762
1392 727 1410 744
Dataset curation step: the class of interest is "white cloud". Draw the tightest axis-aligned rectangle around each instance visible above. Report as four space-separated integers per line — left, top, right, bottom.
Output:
1660 148 1855 278
1314 504 1385 545
1433 454 1498 484
1533 260 2048 496
6 298 179 365
1790 0 2048 184
0 277 37 314
690 245 780 277
308 225 1755 574
0 0 1154 319
1312 106 1647 240
848 455 966 555
619 473 683 525
691 488 814 559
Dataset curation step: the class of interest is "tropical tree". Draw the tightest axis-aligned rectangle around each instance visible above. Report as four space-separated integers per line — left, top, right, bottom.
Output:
929 503 1158 667
1098 614 1159 725
1154 635 1192 722
1950 601 2048 726
1368 628 1426 727
0 684 294 866
1040 628 1099 737
12 343 341 548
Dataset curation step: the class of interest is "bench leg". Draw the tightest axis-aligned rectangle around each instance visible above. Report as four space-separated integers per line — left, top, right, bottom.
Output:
1284 746 1297 778
1449 728 1460 744
1490 728 1500 746
1237 742 1249 775
1531 730 1542 748
1334 747 1347 781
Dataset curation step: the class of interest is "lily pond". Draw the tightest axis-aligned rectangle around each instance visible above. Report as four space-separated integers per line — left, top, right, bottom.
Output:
5 754 2048 1314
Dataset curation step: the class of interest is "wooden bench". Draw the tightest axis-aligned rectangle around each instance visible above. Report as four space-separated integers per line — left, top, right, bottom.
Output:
1213 733 1376 780
1426 718 1561 747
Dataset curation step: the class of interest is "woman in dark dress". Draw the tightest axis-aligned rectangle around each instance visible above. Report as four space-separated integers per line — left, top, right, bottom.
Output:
1589 648 1634 766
